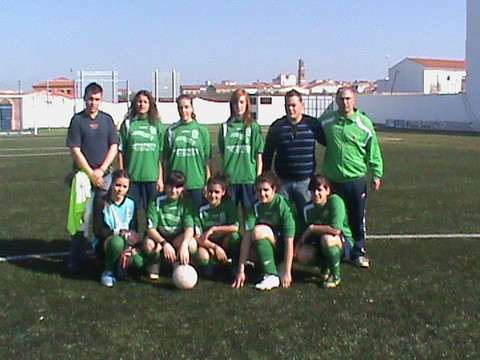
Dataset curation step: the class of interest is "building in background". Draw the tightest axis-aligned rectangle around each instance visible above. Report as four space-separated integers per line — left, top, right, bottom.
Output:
32 77 75 98
376 58 466 94
272 73 297 87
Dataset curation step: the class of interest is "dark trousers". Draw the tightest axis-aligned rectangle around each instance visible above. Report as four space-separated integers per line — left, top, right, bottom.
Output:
332 177 367 258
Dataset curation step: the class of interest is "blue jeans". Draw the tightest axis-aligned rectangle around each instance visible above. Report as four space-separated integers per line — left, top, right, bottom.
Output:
279 178 311 216
129 181 158 210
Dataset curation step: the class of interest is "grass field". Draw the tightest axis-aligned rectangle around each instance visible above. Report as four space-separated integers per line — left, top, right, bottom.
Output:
0 129 479 359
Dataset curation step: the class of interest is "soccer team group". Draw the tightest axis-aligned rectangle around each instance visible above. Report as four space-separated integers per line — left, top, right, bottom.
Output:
66 82 384 290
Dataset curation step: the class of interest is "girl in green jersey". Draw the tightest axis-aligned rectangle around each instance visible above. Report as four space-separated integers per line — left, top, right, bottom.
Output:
232 172 296 291
119 90 163 210
195 173 242 276
164 95 211 208
219 89 264 213
142 170 197 280
295 174 353 289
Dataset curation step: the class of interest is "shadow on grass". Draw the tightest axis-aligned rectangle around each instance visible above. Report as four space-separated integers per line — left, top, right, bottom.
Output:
0 238 69 256
0 237 102 282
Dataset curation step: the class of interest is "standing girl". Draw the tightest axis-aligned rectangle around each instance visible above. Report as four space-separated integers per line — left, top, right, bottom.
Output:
232 172 296 291
218 89 264 212
119 90 164 210
142 170 197 280
195 173 242 275
295 174 353 289
164 95 211 208
94 169 139 287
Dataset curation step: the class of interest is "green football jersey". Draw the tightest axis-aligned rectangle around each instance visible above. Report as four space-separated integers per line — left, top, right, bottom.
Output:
218 118 264 184
319 109 384 183
164 120 211 189
195 198 240 234
300 194 353 245
147 194 195 239
245 193 296 238
119 117 164 182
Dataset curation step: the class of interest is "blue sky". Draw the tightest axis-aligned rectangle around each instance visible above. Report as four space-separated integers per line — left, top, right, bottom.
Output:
0 1 466 90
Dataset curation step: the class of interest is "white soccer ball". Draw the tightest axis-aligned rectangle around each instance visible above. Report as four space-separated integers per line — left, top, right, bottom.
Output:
172 264 198 289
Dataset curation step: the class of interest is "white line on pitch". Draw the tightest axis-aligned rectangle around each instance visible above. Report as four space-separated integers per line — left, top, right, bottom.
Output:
2 234 480 263
0 147 66 151
368 234 480 239
0 250 93 262
0 152 70 158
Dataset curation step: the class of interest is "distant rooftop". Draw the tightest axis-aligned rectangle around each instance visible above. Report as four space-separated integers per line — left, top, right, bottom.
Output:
409 58 465 70
33 77 74 88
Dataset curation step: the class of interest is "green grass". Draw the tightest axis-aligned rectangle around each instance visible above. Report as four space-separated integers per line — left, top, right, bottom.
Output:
0 130 479 359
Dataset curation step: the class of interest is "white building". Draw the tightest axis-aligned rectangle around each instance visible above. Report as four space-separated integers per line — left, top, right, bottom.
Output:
304 80 341 94
377 57 465 94
272 73 297 87
358 1 479 133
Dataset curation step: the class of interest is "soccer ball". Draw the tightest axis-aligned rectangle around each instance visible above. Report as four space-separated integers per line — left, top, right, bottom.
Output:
172 264 198 290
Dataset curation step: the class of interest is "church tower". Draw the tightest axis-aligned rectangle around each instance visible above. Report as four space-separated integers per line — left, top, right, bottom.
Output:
298 59 306 86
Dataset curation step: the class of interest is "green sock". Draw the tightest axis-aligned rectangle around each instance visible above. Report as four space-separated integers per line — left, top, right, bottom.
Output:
323 245 342 278
131 253 146 270
228 232 242 266
255 239 278 275
105 235 125 271
196 256 211 267
148 251 162 264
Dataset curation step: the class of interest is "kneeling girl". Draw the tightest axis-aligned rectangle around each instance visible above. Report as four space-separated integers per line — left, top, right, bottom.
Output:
195 173 242 275
295 174 353 288
232 172 296 290
94 169 140 287
143 170 196 280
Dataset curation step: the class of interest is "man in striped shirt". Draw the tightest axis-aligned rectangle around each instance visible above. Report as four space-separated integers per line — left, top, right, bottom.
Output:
264 90 324 215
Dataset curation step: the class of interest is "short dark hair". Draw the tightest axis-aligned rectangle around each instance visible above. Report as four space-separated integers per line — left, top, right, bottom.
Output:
165 170 186 187
309 174 332 191
107 169 131 200
285 89 302 103
84 82 103 98
207 172 231 199
255 171 282 190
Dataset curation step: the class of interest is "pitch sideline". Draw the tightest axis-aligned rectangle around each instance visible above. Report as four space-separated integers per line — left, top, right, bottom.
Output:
1 234 480 262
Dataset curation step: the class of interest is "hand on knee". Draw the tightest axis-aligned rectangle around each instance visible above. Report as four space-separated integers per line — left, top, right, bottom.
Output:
143 238 157 254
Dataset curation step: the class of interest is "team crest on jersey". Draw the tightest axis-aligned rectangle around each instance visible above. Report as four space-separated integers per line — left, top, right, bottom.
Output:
150 126 157 134
191 129 199 139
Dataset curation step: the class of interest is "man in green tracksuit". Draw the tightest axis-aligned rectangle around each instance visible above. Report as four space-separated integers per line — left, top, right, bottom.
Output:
319 86 383 268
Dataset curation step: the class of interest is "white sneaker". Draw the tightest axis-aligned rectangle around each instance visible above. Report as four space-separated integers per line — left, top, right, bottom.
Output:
255 274 280 291
354 255 370 268
101 270 116 287
147 263 160 280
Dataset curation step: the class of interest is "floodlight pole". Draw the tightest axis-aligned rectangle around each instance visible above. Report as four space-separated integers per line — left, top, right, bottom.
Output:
172 69 177 101
112 70 116 103
154 69 159 101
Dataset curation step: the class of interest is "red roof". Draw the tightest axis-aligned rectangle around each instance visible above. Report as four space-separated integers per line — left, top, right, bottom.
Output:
33 77 74 88
409 58 465 70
